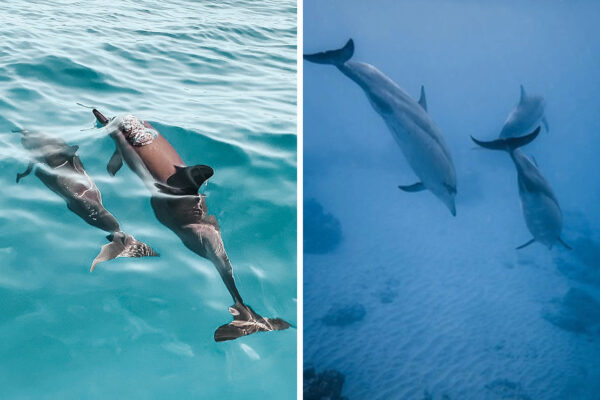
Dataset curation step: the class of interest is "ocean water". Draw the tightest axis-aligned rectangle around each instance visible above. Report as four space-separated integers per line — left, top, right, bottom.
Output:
0 1 296 399
304 1 600 399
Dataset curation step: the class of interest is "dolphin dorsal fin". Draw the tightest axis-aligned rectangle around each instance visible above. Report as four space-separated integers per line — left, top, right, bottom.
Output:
520 84 527 103
165 164 214 195
418 85 427 111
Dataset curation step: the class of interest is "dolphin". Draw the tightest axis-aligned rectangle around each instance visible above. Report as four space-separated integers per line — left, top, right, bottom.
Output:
92 109 290 342
499 85 549 138
304 39 457 215
14 129 158 271
471 127 570 250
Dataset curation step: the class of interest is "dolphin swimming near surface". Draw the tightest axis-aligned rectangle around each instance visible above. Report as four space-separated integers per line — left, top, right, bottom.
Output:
14 129 158 271
499 85 549 138
304 39 457 216
92 109 290 342
471 127 570 250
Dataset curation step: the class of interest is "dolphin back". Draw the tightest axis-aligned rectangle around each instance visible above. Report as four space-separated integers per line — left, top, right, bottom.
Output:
304 39 354 65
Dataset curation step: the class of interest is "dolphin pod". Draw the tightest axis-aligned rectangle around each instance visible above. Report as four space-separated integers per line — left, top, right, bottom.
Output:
14 129 158 270
92 109 290 342
304 39 458 216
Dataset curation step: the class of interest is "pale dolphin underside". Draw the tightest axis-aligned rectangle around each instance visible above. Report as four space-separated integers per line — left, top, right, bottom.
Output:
471 127 570 250
304 39 458 216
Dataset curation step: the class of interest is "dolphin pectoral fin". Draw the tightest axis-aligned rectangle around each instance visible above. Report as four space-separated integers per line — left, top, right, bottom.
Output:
214 302 291 342
107 148 123 176
558 237 572 250
542 116 549 133
304 39 354 65
398 182 425 192
165 164 214 195
90 232 158 272
516 238 536 250
16 162 34 183
418 85 427 111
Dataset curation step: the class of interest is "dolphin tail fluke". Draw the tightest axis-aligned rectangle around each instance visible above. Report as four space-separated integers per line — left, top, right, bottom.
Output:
90 231 158 272
214 302 291 342
303 39 354 65
471 126 541 152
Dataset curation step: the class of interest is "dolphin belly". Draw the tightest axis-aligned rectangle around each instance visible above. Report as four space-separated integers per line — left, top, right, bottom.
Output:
520 191 562 247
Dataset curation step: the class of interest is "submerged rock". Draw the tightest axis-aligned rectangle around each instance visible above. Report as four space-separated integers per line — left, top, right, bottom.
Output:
485 379 532 400
322 303 366 327
304 199 343 254
543 287 600 336
304 366 347 400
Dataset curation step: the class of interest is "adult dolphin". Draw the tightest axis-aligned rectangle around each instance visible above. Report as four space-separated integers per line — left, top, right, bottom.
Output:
471 127 570 250
304 39 457 216
14 129 158 271
92 109 290 342
499 85 549 138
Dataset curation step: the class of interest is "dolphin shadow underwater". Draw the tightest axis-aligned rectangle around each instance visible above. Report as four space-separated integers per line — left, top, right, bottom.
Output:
14 129 158 270
471 127 571 250
304 39 457 216
92 109 290 342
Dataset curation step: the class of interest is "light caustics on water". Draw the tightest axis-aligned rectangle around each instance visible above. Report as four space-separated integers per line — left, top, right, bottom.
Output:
0 1 296 399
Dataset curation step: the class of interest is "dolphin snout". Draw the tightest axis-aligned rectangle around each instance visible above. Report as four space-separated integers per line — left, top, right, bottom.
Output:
449 202 456 217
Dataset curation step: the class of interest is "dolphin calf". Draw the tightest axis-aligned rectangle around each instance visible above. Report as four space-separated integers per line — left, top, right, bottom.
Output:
304 39 457 215
471 127 570 250
92 109 290 341
14 129 158 271
499 85 549 138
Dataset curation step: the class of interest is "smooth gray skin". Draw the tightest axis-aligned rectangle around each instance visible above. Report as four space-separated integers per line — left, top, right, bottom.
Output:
93 110 290 341
15 130 158 271
500 85 548 138
510 149 563 248
305 40 457 215
18 130 120 232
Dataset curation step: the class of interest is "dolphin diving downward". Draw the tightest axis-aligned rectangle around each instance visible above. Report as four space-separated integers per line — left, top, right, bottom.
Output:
14 129 158 271
499 85 549 138
471 127 570 250
304 39 457 215
92 109 290 341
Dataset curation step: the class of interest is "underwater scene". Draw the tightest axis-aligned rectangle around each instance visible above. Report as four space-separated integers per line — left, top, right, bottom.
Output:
303 1 600 399
0 1 296 399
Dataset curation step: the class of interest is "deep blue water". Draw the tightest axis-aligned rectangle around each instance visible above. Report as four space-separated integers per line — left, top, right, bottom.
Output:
0 1 296 399
304 1 600 399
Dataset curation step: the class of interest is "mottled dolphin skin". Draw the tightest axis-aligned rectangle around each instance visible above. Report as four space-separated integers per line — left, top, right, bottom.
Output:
14 129 158 271
471 127 570 250
499 85 549 138
92 109 290 342
304 39 457 216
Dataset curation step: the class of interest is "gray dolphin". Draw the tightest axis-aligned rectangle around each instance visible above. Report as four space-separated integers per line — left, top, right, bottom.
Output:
92 109 290 342
14 129 158 271
304 39 457 216
471 127 570 250
499 85 549 138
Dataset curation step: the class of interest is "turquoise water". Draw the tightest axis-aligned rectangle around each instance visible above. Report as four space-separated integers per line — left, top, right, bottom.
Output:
0 1 296 399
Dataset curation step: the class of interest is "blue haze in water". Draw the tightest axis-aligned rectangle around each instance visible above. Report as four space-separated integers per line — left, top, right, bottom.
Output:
0 1 296 399
304 1 600 399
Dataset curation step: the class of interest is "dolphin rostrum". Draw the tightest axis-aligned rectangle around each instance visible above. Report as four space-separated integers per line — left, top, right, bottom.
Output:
471 127 570 250
304 39 457 215
92 109 290 341
499 85 549 138
14 129 158 271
